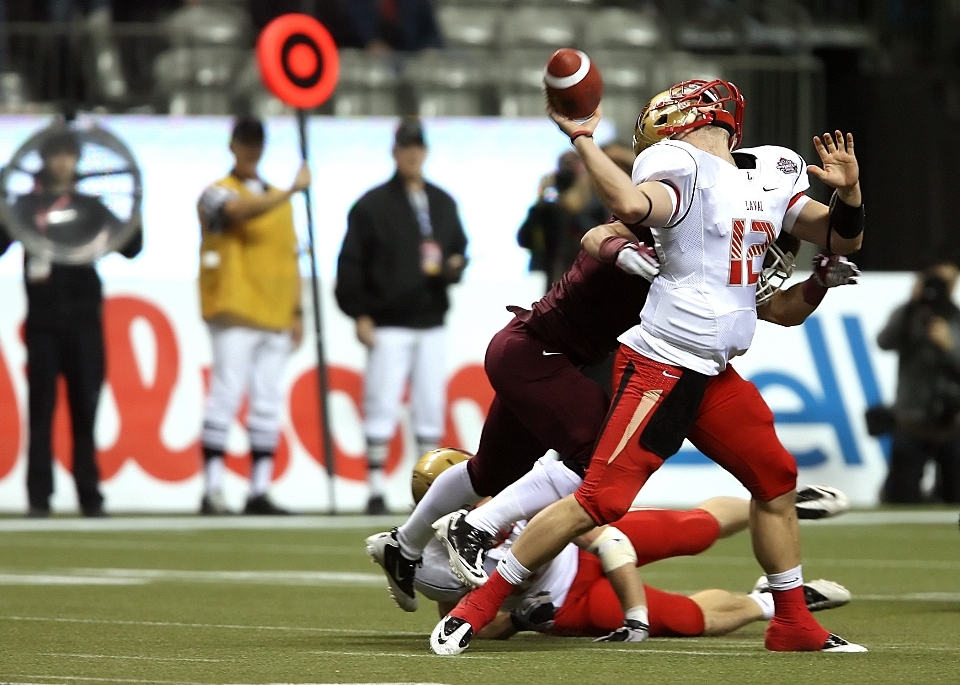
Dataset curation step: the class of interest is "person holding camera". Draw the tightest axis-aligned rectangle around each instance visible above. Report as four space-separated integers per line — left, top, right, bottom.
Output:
877 261 960 503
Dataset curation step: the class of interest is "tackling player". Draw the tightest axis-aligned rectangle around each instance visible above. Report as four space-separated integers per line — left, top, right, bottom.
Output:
431 80 866 654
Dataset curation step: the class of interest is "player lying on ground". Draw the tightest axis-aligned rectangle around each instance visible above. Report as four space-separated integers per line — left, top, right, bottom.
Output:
370 453 852 642
431 79 866 655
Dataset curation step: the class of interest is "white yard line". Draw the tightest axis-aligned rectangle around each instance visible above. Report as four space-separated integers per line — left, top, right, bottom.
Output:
0 568 383 586
40 653 223 663
0 573 146 586
0 510 954 533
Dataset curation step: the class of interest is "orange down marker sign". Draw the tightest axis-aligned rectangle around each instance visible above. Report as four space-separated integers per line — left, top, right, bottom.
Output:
256 13 340 109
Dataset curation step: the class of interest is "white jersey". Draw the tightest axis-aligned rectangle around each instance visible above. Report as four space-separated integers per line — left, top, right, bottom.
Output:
414 522 579 610
620 140 811 375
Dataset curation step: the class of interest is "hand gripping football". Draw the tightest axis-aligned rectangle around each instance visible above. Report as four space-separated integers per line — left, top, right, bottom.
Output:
543 48 603 121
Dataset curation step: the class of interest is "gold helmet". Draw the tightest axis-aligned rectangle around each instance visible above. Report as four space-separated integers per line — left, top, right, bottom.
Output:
411 447 473 504
633 79 745 155
756 232 801 305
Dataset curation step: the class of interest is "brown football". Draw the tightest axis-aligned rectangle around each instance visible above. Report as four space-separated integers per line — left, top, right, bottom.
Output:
543 48 603 120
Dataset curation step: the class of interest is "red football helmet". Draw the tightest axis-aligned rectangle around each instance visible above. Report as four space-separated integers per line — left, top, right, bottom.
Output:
633 79 745 154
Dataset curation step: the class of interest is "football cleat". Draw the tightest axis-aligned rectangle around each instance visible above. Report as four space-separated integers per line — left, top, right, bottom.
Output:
594 619 650 643
430 615 474 656
365 529 420 612
243 494 290 515
821 633 868 653
200 491 232 515
795 485 850 520
433 510 494 588
751 576 852 612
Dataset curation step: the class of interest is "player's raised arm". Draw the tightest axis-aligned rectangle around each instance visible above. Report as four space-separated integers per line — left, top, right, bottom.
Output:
788 131 863 255
548 106 675 226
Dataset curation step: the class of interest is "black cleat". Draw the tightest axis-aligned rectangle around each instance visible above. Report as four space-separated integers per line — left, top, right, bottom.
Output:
243 494 291 515
365 495 389 515
433 509 495 588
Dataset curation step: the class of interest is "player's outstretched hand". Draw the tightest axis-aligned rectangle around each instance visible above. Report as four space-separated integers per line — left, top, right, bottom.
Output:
808 131 858 191
547 103 602 140
812 254 860 288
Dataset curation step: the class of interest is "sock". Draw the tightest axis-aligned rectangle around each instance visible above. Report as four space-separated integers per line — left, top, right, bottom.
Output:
749 592 775 620
466 458 581 535
396 460 479 560
765 564 803 592
250 451 273 497
416 437 439 457
367 441 389 498
202 445 225 495
497 551 532 586
449 567 516 631
625 606 649 626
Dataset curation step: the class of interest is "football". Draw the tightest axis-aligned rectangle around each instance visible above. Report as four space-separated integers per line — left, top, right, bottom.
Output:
543 48 603 120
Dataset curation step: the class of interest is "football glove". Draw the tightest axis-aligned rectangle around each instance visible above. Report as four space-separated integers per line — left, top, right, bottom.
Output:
594 618 650 643
615 242 660 282
509 591 556 632
812 254 860 288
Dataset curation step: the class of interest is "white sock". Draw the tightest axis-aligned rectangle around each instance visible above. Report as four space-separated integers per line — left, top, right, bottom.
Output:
250 458 273 497
497 551 531 586
204 456 225 495
749 591 776 620
466 458 582 535
396 460 479 560
367 441 389 497
765 564 804 591
625 606 649 626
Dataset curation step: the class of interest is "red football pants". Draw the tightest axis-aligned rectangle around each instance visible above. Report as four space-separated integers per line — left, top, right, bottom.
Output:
576 345 797 525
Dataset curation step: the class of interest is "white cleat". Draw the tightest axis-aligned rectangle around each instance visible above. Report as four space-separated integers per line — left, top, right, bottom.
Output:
430 615 474 656
751 576 852 612
821 633 868 653
795 485 850 520
364 529 419 612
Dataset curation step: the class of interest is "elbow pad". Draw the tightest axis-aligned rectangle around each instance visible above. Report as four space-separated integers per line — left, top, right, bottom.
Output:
829 191 864 240
586 526 637 573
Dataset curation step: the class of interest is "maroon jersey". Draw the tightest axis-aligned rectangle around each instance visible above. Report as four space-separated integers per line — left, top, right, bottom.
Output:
509 249 651 367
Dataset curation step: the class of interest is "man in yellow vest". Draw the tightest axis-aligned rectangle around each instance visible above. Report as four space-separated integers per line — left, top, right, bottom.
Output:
197 117 310 515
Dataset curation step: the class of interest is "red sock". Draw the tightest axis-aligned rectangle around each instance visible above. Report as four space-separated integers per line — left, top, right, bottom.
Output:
450 568 514 631
764 586 829 652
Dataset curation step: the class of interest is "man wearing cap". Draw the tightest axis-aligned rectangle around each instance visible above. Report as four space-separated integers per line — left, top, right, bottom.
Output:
336 117 468 515
1 128 141 518
197 117 311 515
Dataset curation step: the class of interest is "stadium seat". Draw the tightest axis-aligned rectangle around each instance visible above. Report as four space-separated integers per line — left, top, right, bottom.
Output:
163 3 250 47
332 49 400 116
500 8 582 49
437 7 501 49
403 53 490 116
153 46 245 93
582 8 662 51
496 48 554 117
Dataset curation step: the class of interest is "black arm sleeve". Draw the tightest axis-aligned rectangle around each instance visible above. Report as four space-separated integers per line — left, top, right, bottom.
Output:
334 203 371 318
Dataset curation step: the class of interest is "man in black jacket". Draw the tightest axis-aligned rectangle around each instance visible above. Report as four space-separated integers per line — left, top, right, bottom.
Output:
336 118 467 514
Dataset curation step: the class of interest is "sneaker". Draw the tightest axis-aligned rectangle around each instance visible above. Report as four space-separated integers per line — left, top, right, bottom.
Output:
243 494 290 515
200 491 232 515
430 615 474 656
751 576 852 613
795 485 850 520
365 529 420 612
433 510 494 588
594 619 650 643
365 495 388 515
821 633 868 653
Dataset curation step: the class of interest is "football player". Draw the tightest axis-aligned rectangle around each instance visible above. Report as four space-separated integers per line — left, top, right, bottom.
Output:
374 450 852 643
430 80 866 655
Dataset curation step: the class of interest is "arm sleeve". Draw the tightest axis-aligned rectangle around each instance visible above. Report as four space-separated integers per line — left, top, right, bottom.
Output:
781 151 812 234
334 203 371 318
631 143 698 227
198 184 239 233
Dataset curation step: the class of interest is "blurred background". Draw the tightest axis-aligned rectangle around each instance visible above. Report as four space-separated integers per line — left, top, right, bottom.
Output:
0 0 957 514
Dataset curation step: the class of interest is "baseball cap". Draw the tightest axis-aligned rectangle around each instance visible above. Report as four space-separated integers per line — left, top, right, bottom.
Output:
394 117 426 148
231 117 265 146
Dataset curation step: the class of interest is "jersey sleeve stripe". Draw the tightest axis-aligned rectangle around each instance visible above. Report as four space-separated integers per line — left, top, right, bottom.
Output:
782 193 811 234
659 180 681 223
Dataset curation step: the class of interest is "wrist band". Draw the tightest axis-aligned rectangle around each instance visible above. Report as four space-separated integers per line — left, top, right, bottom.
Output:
802 276 827 306
598 236 630 263
570 130 593 144
829 190 864 240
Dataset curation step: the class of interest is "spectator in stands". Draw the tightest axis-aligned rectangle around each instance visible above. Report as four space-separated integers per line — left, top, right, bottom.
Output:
0 129 141 518
344 0 443 53
335 117 467 515
517 150 613 288
878 261 960 503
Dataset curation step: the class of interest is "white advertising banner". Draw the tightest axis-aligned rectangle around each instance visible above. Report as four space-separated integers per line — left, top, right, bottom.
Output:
0 115 908 513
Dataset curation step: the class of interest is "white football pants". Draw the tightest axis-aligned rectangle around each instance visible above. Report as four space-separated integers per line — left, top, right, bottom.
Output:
202 323 291 453
364 326 446 444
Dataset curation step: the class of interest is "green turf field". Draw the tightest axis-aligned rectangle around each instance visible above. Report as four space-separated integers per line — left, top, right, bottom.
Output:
0 511 958 685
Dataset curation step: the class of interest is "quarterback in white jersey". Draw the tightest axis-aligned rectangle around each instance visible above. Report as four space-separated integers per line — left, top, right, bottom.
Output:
432 79 867 656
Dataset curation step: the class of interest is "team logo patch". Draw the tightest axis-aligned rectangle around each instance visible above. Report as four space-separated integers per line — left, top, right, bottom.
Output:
776 157 798 174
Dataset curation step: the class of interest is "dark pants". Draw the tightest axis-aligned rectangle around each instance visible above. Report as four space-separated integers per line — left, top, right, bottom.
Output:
466 318 610 497
26 322 105 511
885 432 960 503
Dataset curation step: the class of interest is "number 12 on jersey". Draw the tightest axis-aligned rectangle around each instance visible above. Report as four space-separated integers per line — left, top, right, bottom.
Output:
728 219 776 287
